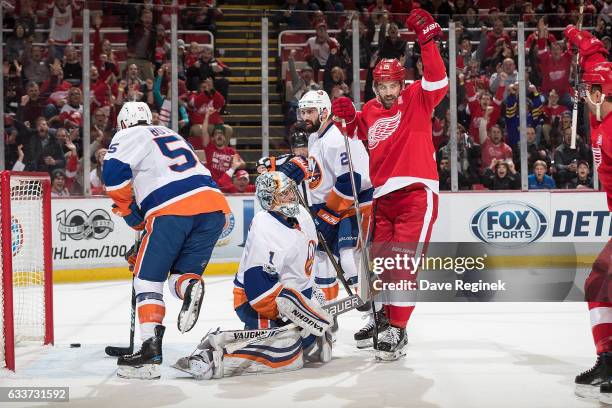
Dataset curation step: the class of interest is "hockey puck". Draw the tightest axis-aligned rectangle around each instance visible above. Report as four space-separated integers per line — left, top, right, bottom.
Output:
70 343 81 348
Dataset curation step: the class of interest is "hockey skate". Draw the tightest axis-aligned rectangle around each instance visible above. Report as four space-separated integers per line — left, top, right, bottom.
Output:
178 279 205 333
374 325 408 362
354 310 389 349
575 354 610 399
117 325 165 379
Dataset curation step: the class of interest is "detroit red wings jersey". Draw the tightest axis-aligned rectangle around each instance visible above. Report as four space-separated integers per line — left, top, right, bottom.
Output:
591 112 612 211
355 42 448 198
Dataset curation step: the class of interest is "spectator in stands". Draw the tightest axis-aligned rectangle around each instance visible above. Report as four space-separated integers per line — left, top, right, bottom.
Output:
126 7 158 81
337 12 372 69
93 108 111 135
482 160 521 190
324 65 351 101
47 0 79 60
287 50 320 126
23 44 50 84
490 58 517 97
47 86 82 130
50 168 70 197
93 14 120 80
90 147 107 195
17 81 44 125
275 0 310 29
466 77 505 142
153 64 190 130
528 160 556 189
542 88 569 147
124 64 146 99
479 124 513 174
4 79 20 117
366 10 390 53
566 160 594 189
461 6 481 33
437 124 480 187
537 40 573 107
216 169 256 194
378 22 408 60
185 44 231 104
6 22 28 63
62 45 81 85
187 78 227 146
188 0 222 32
554 129 592 186
201 123 245 186
390 0 413 26
154 24 171 71
484 18 511 59
513 126 552 173
439 156 471 191
303 22 340 72
14 117 65 173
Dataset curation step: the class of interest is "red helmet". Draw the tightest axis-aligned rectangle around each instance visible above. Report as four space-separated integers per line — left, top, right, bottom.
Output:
583 62 612 96
373 58 405 82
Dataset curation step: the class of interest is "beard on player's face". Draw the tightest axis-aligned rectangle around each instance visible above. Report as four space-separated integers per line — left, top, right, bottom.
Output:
380 95 397 109
303 117 321 132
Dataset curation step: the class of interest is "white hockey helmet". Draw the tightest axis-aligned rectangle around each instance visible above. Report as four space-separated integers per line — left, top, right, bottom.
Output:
117 101 152 130
255 171 299 218
298 90 331 124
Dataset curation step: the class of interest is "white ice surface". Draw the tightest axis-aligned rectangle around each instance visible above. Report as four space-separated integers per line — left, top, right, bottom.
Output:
0 277 602 408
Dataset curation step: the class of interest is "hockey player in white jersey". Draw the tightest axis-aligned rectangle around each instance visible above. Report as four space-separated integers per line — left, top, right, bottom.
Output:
102 102 230 379
172 171 333 379
298 90 373 303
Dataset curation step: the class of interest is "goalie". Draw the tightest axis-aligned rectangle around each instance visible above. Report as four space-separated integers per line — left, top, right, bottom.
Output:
173 171 334 379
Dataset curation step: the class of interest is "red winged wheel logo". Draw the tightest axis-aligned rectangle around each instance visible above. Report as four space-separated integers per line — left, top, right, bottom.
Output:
368 111 401 149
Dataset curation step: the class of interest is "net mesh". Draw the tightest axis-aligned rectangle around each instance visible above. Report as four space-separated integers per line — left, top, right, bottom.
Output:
10 176 46 342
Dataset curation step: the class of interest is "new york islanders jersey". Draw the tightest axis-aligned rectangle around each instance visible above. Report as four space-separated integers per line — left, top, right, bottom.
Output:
234 207 318 315
355 41 448 198
307 122 372 215
103 125 229 218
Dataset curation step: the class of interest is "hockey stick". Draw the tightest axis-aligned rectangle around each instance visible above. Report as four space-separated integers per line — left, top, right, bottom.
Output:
336 118 380 349
222 294 363 355
105 230 141 357
571 0 585 149
293 185 359 298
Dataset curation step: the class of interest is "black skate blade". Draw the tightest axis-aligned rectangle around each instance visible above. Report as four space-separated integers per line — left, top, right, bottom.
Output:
105 345 134 357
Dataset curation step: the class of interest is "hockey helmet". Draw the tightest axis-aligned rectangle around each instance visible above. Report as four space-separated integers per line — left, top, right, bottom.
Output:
298 90 331 123
373 58 405 83
255 171 299 218
117 101 152 130
583 61 612 96
290 124 309 149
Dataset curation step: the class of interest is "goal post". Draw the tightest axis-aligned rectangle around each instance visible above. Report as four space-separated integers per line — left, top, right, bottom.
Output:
0 171 54 371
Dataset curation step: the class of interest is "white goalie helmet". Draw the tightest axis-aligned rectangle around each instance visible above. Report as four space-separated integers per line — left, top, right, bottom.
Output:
298 90 331 123
255 171 299 218
117 101 153 130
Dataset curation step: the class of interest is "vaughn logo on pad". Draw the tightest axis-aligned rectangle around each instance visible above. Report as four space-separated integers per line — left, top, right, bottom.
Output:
470 202 548 247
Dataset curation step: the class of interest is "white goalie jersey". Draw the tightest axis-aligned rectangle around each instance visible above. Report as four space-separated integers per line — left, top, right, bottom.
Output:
235 206 318 293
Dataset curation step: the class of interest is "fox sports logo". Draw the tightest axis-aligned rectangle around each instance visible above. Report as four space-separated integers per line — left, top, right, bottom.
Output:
470 202 548 248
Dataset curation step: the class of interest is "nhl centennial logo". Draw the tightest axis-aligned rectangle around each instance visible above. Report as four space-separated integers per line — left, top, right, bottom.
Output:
57 209 115 241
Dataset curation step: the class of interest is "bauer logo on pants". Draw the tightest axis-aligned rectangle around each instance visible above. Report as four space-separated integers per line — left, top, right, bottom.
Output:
470 202 548 248
56 209 115 241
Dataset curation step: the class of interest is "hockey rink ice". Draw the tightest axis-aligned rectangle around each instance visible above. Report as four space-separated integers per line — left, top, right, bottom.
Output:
0 276 603 408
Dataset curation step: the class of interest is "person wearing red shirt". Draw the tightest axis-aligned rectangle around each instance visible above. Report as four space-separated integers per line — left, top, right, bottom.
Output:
466 77 505 141
216 169 256 194
484 18 511 59
187 77 226 142
332 9 447 362
478 124 513 173
542 88 569 145
564 25 612 404
537 39 573 104
201 124 245 184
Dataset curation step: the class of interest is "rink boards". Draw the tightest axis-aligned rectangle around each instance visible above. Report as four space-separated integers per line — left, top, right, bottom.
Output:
42 191 610 282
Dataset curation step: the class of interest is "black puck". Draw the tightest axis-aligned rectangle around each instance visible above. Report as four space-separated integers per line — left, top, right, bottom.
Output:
70 343 81 348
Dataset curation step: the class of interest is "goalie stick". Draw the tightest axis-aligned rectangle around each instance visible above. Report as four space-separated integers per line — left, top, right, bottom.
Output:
105 230 141 357
571 0 585 149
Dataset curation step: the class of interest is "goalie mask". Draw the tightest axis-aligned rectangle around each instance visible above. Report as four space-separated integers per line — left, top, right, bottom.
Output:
117 101 153 130
298 90 331 132
255 171 299 218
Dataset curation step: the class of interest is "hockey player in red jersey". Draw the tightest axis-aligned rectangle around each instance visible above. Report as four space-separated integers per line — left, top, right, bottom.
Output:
564 25 612 404
331 8 448 361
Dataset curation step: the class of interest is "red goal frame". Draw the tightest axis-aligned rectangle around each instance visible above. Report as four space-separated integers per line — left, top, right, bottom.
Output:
1 171 53 371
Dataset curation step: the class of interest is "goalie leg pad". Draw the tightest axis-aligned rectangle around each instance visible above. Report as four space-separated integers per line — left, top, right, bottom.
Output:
276 288 332 337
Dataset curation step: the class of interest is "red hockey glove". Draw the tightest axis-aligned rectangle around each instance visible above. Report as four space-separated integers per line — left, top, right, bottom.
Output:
332 96 356 124
406 8 441 46
564 25 609 68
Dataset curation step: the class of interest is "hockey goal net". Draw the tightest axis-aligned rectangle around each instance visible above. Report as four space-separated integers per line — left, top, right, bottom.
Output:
0 171 53 371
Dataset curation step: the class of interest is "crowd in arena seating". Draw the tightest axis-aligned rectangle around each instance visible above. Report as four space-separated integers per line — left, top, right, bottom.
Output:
0 0 255 196
277 0 612 191
2 0 611 195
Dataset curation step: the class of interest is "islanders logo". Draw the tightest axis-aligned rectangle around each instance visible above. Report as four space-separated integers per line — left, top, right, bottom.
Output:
308 156 323 190
216 212 236 247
